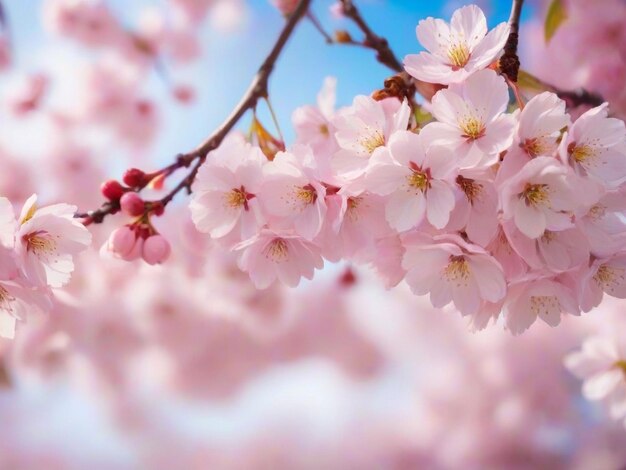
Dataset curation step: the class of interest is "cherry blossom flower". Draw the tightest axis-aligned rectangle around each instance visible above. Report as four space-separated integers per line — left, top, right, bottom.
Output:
423 69 516 168
578 254 626 312
446 174 498 246
559 103 626 187
15 195 92 288
292 77 338 176
317 189 391 262
497 92 571 184
190 136 266 242
503 277 579 335
331 96 410 178
402 234 506 316
260 145 327 240
565 336 626 424
234 230 324 289
404 4 509 84
500 157 588 239
504 224 589 273
576 191 626 257
0 280 50 339
366 130 457 231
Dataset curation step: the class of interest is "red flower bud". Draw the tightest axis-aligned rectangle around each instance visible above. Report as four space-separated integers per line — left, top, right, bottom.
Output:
101 180 125 201
123 168 146 188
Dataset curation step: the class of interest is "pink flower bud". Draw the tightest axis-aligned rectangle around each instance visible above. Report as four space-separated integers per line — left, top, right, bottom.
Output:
142 234 171 265
122 235 144 261
120 192 145 217
107 226 137 257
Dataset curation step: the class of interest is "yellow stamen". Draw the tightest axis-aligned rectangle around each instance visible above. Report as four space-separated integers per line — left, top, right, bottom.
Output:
522 183 550 207
568 142 596 163
444 256 470 286
460 117 485 141
407 170 430 192
447 43 470 68
594 264 626 294
264 238 289 263
360 130 385 155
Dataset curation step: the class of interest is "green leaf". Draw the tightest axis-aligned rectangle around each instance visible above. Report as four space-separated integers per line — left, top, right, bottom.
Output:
544 0 568 43
517 69 550 93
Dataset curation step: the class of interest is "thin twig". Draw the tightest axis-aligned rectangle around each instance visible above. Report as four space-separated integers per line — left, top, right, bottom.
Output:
338 0 403 73
76 0 312 224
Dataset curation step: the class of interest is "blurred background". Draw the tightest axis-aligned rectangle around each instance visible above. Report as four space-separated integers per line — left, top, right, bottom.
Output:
1 0 626 468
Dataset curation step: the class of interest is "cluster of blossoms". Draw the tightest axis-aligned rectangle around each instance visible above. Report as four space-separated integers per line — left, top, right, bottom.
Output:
188 4 626 335
0 195 90 338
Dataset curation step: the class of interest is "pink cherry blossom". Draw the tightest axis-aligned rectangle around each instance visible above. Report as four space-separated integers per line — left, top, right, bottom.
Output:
559 103 626 187
234 230 324 289
500 156 587 239
366 130 457 231
331 96 410 178
15 195 92 288
317 189 391 262
446 174 498 246
404 4 509 84
190 136 266 242
577 190 626 257
0 279 51 339
270 0 299 16
402 234 506 316
292 77 338 176
497 92 571 185
260 145 327 240
423 69 516 168
503 277 579 335
504 223 589 273
578 254 626 312
565 336 626 424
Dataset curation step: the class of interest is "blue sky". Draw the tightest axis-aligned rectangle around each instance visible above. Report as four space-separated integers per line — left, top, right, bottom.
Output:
2 0 533 168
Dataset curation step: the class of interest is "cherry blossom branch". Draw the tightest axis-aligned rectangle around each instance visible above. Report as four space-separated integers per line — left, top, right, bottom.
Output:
338 0 403 73
75 0 313 225
500 0 524 82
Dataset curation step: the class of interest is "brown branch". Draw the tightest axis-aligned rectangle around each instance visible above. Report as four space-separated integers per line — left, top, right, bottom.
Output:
500 0 524 82
76 0 312 225
338 0 403 73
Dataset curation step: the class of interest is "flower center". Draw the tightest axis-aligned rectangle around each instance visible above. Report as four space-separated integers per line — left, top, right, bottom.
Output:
530 295 560 315
297 184 317 205
359 130 385 156
541 230 556 243
447 43 470 69
594 264 626 293
225 186 253 211
568 142 596 163
319 124 329 136
614 360 626 375
522 183 550 207
456 175 482 204
0 286 15 314
460 117 485 141
444 255 470 285
263 238 289 263
520 138 549 158
587 204 606 220
346 196 362 222
24 231 57 256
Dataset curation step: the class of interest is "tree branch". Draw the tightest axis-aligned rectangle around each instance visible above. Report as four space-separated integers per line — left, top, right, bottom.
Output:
76 0 312 225
338 0 403 73
501 0 524 82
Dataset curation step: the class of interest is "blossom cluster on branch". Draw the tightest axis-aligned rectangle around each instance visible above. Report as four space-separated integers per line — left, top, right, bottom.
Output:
180 5 626 335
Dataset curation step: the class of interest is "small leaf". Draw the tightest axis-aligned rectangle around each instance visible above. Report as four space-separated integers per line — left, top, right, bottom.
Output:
517 69 551 93
544 0 568 43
